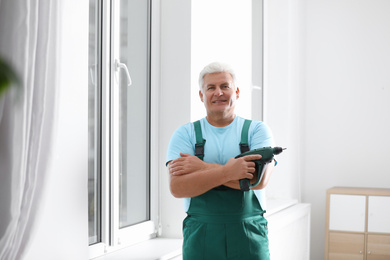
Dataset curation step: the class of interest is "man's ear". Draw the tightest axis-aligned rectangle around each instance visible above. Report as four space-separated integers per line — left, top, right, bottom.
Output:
199 90 204 102
236 87 240 99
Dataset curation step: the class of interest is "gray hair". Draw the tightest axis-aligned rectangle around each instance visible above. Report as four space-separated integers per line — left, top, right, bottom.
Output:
198 62 236 92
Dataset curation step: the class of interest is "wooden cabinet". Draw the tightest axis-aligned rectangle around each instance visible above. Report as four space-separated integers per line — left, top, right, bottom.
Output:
368 196 390 233
328 232 365 260
329 194 366 232
325 187 390 260
367 234 390 260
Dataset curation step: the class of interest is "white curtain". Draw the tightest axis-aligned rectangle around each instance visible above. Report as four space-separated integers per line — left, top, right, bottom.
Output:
0 0 59 259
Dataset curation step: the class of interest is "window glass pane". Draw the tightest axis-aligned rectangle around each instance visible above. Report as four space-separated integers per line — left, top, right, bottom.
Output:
191 0 253 121
118 0 150 228
88 0 101 244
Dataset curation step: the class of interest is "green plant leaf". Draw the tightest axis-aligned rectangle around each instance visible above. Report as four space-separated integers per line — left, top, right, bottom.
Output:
0 57 20 97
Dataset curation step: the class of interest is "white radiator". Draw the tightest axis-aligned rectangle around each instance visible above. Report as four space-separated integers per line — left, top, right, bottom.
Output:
267 201 311 260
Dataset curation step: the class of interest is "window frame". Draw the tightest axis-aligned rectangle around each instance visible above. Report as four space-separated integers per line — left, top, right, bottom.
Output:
89 0 160 258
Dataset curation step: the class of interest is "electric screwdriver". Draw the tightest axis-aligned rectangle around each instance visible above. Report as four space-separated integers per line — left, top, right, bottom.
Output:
235 146 286 191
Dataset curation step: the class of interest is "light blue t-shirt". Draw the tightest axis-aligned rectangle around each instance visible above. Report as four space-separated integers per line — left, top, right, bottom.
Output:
166 116 274 212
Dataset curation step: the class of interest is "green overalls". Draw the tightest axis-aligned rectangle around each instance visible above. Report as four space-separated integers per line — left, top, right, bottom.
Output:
182 120 270 260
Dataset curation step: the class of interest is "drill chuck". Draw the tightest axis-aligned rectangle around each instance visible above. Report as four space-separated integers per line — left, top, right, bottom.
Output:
272 147 286 155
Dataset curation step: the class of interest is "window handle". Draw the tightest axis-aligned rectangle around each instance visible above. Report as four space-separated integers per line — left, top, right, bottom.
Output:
115 59 132 86
89 64 96 86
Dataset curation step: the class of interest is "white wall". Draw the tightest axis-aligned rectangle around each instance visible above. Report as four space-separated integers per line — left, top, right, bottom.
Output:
23 1 89 259
260 1 390 258
263 0 305 202
159 0 192 238
302 0 390 259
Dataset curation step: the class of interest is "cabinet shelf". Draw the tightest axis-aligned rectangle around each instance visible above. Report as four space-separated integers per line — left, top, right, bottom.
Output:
325 187 390 260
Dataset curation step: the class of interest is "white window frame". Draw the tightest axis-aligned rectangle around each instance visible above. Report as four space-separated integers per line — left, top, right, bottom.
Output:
89 0 160 258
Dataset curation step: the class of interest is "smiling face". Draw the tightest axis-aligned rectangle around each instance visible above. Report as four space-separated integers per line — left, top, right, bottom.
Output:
199 72 240 125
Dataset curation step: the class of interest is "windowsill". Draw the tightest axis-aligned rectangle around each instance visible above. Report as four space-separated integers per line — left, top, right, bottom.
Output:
93 238 182 260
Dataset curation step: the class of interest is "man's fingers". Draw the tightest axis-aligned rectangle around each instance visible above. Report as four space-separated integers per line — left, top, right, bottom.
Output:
171 169 186 176
243 154 262 161
248 166 256 174
245 173 254 179
169 164 182 176
170 157 185 167
169 160 190 176
169 162 181 170
247 161 256 168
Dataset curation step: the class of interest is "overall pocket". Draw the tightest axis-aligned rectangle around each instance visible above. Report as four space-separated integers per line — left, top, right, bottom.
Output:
182 216 205 260
243 217 270 260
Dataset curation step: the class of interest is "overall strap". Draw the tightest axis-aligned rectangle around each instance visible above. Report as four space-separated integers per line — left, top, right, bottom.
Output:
239 119 252 153
193 120 206 160
194 119 251 160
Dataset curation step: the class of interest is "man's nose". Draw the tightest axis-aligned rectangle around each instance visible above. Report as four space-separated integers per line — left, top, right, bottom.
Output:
214 87 223 96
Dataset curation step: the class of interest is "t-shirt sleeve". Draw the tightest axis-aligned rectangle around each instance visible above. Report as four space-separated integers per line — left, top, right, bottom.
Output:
249 121 275 150
166 123 195 166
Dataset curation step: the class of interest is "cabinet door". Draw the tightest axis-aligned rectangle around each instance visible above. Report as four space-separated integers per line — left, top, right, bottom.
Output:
329 194 366 232
368 196 390 233
367 234 390 260
329 232 364 260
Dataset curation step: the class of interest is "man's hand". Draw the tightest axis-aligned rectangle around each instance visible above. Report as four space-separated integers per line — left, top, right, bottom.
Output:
223 154 262 182
168 153 210 176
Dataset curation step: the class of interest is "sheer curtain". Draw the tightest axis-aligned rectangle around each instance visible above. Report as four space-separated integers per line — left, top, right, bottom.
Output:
0 1 59 259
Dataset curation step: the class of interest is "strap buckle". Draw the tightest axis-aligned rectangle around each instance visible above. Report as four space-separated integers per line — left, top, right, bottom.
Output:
240 142 250 153
195 143 204 156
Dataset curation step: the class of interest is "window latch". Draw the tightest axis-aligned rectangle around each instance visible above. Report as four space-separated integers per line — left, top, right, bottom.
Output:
115 59 132 87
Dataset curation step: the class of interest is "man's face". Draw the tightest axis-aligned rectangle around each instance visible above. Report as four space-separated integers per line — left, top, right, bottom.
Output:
199 72 239 118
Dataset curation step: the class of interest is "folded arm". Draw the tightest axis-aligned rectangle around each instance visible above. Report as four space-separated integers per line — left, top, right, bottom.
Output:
168 153 262 198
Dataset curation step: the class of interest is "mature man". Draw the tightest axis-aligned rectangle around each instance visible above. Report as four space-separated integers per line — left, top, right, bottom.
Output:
166 62 275 259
